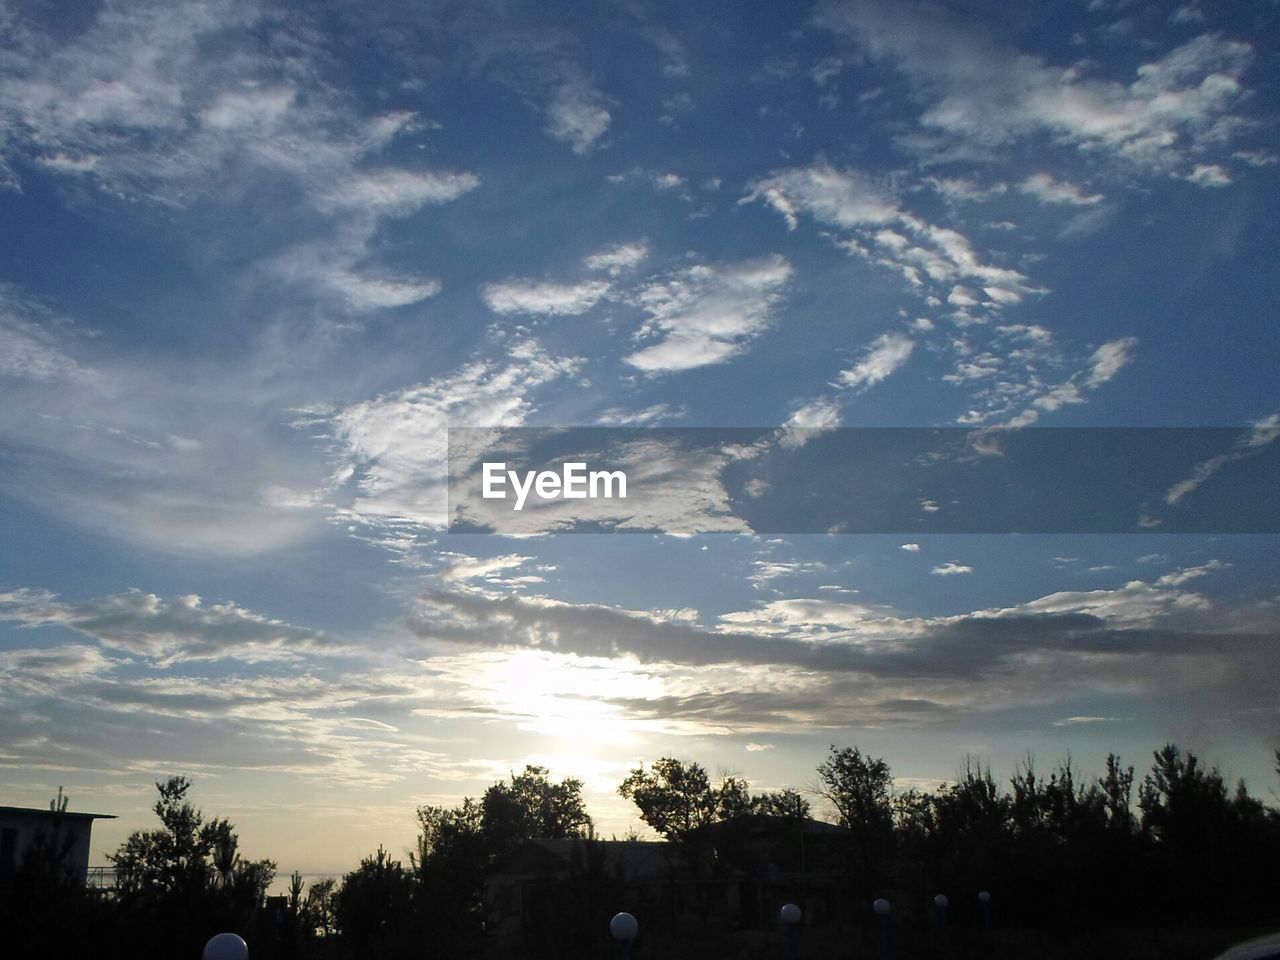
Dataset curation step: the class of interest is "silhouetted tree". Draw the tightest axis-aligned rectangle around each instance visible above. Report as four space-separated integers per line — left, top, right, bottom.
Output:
481 765 592 860
108 777 274 958
334 846 418 959
413 797 487 946
816 745 894 833
816 745 895 895
752 787 811 819
618 757 720 842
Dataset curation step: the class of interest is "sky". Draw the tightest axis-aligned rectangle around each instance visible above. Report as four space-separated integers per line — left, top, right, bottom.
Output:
1 0 1278 878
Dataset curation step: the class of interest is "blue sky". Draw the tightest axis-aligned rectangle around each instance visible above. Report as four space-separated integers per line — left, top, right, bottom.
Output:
1 0 1278 874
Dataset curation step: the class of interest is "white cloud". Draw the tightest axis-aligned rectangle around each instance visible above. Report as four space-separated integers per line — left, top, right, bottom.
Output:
1019 173 1103 206
439 553 535 584
743 163 899 230
925 176 1007 203
584 242 649 276
1186 163 1231 187
837 332 915 389
931 562 973 575
0 292 82 381
0 588 340 665
545 80 612 153
901 543 921 552
324 273 443 311
746 163 1043 314
1086 337 1138 386
0 2 478 321
748 560 829 584
1155 560 1227 587
482 278 612 316
595 403 686 426
0 296 337 557
326 341 582 530
818 1 1255 181
988 336 1137 427
624 255 792 373
996 578 1210 627
1052 716 1120 726
316 169 480 218
1163 413 1279 505
780 398 843 449
647 26 690 78
1233 150 1278 167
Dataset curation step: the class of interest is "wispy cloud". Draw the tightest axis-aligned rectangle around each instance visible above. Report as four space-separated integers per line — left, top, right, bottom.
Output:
818 0 1257 182
624 255 792 373
595 403 686 426
1163 414 1280 505
1019 173 1104 206
324 341 582 532
545 78 612 153
837 332 916 389
584 242 650 276
0 588 341 665
482 278 612 316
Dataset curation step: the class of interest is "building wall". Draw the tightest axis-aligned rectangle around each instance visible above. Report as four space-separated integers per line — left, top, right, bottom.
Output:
0 810 96 882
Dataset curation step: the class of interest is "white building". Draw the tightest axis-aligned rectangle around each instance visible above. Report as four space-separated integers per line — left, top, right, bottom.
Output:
0 804 116 884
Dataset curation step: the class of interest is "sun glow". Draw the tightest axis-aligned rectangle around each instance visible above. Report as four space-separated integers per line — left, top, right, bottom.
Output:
480 649 663 743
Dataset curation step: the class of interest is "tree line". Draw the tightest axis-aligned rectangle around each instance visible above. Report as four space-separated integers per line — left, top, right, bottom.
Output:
3 745 1278 959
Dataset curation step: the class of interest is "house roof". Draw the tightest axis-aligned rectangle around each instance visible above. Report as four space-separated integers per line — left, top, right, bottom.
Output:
0 805 116 820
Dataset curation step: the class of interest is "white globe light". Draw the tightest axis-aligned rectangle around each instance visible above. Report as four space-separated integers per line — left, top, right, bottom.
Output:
872 898 891 916
610 912 639 942
978 890 991 904
203 933 248 960
780 903 801 925
934 894 948 909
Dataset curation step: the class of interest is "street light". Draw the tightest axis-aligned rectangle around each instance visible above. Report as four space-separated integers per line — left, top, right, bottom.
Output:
978 890 992 930
933 893 948 927
610 911 638 960
872 899 891 960
202 933 248 960
780 903 802 960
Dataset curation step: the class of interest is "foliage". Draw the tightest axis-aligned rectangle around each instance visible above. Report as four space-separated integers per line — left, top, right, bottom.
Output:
111 775 275 911
815 745 894 833
751 787 811 819
480 764 593 859
7 747 1279 958
102 777 276 958
618 757 763 843
413 797 487 945
333 846 419 958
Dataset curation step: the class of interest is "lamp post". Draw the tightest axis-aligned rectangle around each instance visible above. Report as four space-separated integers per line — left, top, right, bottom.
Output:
872 898 891 960
933 893 948 928
978 890 991 930
202 933 248 960
780 903 802 960
610 911 639 960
